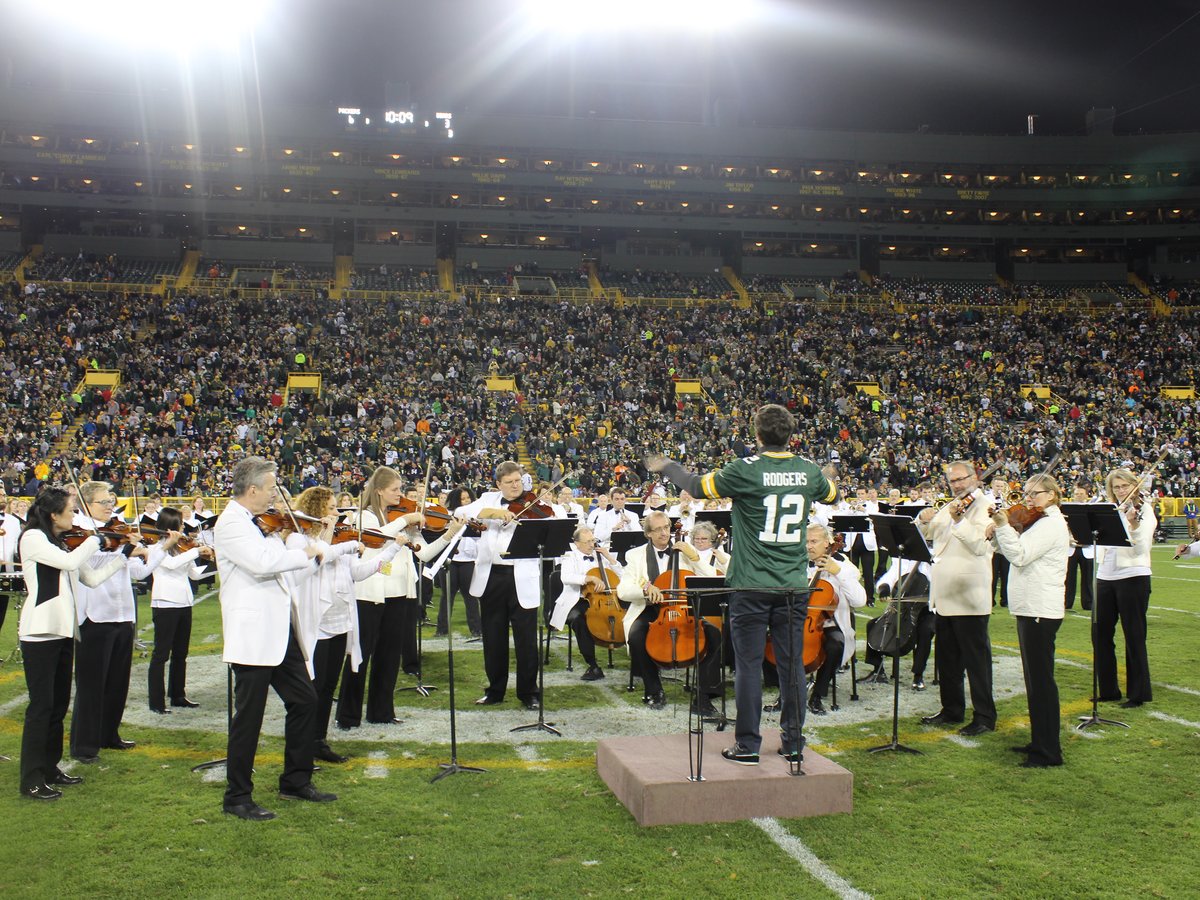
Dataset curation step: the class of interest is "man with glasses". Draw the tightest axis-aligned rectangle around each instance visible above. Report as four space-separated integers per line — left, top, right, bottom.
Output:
915 460 997 737
70 480 164 763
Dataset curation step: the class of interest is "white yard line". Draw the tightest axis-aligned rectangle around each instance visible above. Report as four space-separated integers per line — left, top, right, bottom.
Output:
364 750 389 779
753 817 873 900
1148 711 1200 729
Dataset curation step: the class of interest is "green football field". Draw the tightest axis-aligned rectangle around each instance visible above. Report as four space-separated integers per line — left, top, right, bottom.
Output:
0 546 1197 899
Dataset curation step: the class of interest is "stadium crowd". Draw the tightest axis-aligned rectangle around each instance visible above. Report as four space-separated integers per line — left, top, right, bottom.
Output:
1 282 1199 502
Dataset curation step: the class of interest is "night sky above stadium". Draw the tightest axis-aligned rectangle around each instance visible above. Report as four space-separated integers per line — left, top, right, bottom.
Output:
7 0 1199 135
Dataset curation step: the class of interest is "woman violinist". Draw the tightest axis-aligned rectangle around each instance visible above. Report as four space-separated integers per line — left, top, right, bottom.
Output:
805 524 866 716
986 474 1071 767
549 525 622 682
1092 468 1156 709
294 486 408 762
147 506 213 713
434 486 482 638
16 488 129 800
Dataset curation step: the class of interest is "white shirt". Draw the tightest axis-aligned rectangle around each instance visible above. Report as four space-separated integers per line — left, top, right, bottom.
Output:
72 515 165 625
550 547 623 631
594 507 640 542
992 505 1071 619
150 547 209 608
807 555 867 665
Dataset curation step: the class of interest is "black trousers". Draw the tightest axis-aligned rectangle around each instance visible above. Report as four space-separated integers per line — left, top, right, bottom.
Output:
811 629 845 701
729 591 807 755
224 629 317 807
0 594 8 636
20 638 73 791
851 539 876 603
992 555 1010 607
370 594 420 681
1064 549 1094 610
1016 615 1063 766
1094 575 1152 703
478 566 538 703
627 606 722 698
148 606 193 709
564 599 599 667
437 561 481 634
336 599 385 728
911 608 937 679
934 614 996 727
312 632 347 746
71 619 134 757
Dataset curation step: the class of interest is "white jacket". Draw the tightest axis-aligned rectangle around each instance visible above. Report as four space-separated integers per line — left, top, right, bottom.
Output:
353 509 453 602
215 499 315 666
150 547 209 608
550 548 623 631
919 491 994 617
1097 505 1156 577
457 491 563 609
615 542 715 641
18 532 123 640
992 505 1071 619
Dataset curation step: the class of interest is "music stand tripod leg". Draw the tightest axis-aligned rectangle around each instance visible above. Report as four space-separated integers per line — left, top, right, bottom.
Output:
511 541 561 736
192 664 234 772
433 568 486 781
1077 537 1128 731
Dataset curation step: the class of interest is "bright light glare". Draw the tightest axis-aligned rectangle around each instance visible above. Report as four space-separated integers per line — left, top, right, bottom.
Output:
532 0 767 33
43 0 270 46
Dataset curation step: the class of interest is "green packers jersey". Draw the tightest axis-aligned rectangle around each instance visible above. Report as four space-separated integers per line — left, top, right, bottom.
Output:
700 451 835 590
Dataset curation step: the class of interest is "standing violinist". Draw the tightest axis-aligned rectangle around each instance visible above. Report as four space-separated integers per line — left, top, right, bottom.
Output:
455 461 564 710
334 466 428 729
990 475 1012 608
1093 468 1156 708
549 526 621 681
805 524 866 716
70 480 167 764
916 460 997 737
615 511 720 712
647 404 836 766
986 474 1070 768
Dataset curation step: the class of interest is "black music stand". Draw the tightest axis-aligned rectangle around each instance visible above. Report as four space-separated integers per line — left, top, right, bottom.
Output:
191 664 234 773
432 562 486 783
1060 502 1132 732
693 510 736 697
832 515 873 695
681 576 730 729
608 531 647 566
400 532 441 698
623 502 646 520
504 519 575 736
867 513 931 754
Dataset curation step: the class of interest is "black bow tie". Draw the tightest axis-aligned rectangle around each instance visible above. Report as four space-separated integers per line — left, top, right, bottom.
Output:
657 551 671 560
582 555 594 561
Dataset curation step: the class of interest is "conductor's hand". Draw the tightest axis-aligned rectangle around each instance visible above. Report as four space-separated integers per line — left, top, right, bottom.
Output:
643 582 664 604
644 454 669 474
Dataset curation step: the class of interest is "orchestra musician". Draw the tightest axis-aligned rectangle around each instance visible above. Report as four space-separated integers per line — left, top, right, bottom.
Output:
847 486 880 606
689 521 729 574
215 456 333 821
1064 485 1095 610
648 404 837 766
990 475 1012 607
614 511 721 713
916 460 997 737
455 461 562 710
147 506 213 714
70 480 167 764
987 473 1070 768
1 497 29 636
549 526 621 681
593 488 640 542
557 486 587 521
1093 468 1156 708
585 491 611 531
805 524 866 716
667 490 698 536
435 486 482 638
17 488 127 800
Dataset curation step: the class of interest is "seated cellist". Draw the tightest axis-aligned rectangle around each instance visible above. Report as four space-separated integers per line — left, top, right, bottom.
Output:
805 524 866 715
549 526 622 682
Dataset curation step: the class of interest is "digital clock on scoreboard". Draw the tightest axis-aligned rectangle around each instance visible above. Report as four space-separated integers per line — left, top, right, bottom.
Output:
337 106 453 138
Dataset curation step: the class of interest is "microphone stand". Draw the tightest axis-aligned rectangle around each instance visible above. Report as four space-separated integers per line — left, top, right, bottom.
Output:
432 564 485 782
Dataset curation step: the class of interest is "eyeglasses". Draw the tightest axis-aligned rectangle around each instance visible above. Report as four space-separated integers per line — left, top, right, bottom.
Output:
94 497 117 507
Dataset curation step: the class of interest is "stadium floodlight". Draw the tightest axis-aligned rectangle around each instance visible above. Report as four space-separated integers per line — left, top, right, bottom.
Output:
37 0 272 47
531 0 768 34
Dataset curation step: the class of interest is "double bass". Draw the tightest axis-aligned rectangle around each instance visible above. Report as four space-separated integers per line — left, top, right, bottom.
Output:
582 544 624 648
644 525 705 667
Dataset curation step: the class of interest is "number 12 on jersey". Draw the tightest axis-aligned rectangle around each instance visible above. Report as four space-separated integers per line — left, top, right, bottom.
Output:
758 494 808 543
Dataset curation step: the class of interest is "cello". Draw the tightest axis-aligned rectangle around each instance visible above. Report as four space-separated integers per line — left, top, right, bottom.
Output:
801 534 844 674
583 543 625 648
644 523 706 668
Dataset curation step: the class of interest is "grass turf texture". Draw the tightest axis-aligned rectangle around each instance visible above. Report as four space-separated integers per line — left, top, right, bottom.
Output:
0 546 1195 898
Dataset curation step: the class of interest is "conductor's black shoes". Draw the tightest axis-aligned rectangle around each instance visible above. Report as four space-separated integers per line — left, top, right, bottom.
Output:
721 744 760 766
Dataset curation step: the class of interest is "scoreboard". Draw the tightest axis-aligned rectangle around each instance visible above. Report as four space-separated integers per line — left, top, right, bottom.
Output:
336 106 453 139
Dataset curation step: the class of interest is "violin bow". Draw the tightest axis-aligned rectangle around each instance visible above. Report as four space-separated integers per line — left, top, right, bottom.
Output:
1117 446 1170 514
60 456 101 539
509 473 570 520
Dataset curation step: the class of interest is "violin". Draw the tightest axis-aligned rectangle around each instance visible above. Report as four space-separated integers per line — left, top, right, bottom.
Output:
506 490 555 520
332 524 393 550
583 544 625 649
61 527 140 552
1000 453 1061 535
645 522 706 667
252 509 292 536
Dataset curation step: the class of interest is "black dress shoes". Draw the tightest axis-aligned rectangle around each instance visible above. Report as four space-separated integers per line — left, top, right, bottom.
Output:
149 706 171 715
71 754 100 765
690 697 719 718
522 698 541 711
958 722 995 737
279 783 337 803
1010 744 1034 754
644 691 667 710
1119 699 1145 709
21 784 62 801
223 801 277 821
474 695 502 706
580 664 605 682
103 739 136 750
171 697 200 708
762 698 781 713
1089 695 1121 703
314 744 350 764
920 711 963 726
1020 759 1063 769
807 697 828 716
50 770 84 786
